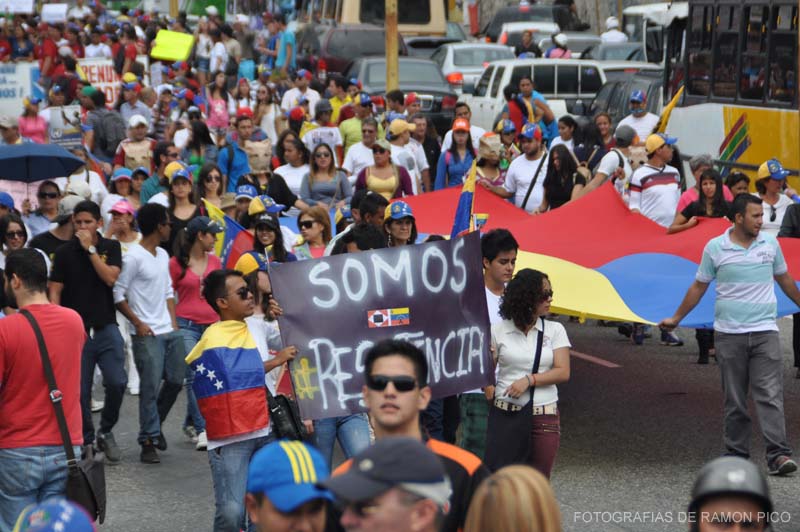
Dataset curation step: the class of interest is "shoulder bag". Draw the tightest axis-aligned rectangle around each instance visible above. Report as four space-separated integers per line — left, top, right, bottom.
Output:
520 152 548 212
484 317 545 472
265 385 309 441
20 310 107 523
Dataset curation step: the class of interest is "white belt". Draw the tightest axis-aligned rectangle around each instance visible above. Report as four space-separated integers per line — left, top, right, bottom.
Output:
493 399 558 416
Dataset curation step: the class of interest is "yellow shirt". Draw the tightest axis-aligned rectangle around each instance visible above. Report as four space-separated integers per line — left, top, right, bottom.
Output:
330 95 351 124
340 117 385 156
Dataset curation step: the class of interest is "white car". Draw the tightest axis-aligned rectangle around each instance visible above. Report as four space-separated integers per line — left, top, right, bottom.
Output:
497 21 561 50
461 58 610 131
536 32 603 59
430 43 515 94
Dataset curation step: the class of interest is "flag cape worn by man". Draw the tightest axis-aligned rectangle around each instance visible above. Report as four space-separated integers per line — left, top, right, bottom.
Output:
185 320 268 440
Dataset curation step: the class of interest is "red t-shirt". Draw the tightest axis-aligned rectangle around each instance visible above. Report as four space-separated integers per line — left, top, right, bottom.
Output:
40 38 58 76
0 39 11 61
169 254 222 325
0 304 86 448
124 42 137 61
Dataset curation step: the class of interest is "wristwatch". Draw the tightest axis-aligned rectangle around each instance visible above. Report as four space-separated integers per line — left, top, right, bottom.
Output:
87 245 97 255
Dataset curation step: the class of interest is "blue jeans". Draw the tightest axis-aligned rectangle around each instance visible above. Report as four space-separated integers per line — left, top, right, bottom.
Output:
131 330 186 445
0 445 81 530
312 413 371 467
177 318 209 433
81 324 127 445
208 434 274 532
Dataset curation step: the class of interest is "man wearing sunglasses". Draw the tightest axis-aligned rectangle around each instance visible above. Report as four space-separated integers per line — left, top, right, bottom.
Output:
340 94 383 157
114 203 185 464
333 339 490 532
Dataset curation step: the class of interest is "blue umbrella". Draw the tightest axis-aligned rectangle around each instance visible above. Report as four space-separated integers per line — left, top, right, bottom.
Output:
0 143 86 183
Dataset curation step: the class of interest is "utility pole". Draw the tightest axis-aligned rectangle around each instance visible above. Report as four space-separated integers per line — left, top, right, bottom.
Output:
170 0 179 19
386 0 399 91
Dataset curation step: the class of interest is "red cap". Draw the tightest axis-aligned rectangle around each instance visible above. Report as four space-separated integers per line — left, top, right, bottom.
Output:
371 95 385 107
288 107 305 121
236 107 254 119
405 92 418 106
452 118 470 132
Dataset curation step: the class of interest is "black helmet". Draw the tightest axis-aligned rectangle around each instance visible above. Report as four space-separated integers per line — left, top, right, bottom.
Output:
689 457 772 516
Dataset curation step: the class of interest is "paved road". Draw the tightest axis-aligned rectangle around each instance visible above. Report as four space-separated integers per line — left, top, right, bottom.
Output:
95 320 800 532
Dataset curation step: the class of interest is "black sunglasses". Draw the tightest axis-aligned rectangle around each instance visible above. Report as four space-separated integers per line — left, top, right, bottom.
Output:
770 205 777 222
372 148 387 154
6 230 25 239
298 220 315 229
365 374 417 392
206 173 222 182
314 151 332 158
542 290 554 300
38 191 59 199
224 286 251 300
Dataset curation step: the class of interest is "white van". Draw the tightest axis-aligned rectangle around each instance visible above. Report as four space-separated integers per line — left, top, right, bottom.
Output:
461 58 608 131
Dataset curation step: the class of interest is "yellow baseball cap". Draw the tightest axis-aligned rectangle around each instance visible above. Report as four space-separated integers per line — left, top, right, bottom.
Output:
644 133 677 154
757 158 790 180
234 251 269 275
164 161 187 180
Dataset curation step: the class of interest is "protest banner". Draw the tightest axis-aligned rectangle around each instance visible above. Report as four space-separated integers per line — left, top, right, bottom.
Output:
78 55 150 106
48 105 82 149
0 62 43 117
41 3 68 23
271 232 493 420
0 0 34 13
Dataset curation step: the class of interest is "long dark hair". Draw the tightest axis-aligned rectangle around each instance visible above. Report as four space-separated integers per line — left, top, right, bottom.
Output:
253 219 289 262
208 70 229 101
448 131 476 160
384 217 418 247
276 129 301 166
499 269 550 330
168 177 197 213
0 213 27 251
280 134 309 166
693 169 727 217
172 225 197 279
187 120 214 151
195 162 223 205
543 144 578 190
309 143 336 184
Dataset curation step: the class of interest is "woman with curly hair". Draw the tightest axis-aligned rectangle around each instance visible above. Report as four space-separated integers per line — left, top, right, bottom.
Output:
484 268 571 478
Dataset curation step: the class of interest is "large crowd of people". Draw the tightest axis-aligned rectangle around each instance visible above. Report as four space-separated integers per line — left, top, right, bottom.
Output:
0 4 798 532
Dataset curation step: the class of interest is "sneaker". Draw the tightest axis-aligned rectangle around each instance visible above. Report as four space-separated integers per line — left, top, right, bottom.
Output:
155 431 167 451
90 399 104 413
128 386 140 396
97 432 121 464
195 431 208 451
660 329 684 347
183 426 198 443
140 440 160 464
768 456 798 476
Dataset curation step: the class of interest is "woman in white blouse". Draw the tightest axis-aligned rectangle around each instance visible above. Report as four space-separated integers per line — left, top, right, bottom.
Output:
485 268 571 478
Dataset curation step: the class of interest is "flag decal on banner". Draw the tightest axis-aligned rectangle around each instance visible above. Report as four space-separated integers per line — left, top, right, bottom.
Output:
367 307 411 328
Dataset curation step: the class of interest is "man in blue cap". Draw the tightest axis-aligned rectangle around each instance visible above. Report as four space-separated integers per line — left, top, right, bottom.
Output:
245 440 334 532
617 89 659 145
0 191 14 217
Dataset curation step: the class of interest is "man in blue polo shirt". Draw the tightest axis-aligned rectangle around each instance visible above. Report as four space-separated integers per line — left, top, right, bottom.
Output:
661 187 800 476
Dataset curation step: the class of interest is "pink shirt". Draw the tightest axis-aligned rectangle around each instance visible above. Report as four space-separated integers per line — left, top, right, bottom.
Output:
169 254 222 325
18 115 47 144
677 185 734 212
207 97 229 129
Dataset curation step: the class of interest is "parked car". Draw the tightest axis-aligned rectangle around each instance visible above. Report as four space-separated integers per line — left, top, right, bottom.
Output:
589 70 664 126
404 22 471 58
483 4 574 42
461 58 609 131
580 42 647 62
536 32 602 58
595 61 663 81
295 23 408 78
345 56 458 135
430 42 515 94
496 21 561 50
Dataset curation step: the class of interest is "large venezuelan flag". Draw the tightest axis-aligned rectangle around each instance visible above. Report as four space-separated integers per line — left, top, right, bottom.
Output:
185 321 268 440
203 199 255 268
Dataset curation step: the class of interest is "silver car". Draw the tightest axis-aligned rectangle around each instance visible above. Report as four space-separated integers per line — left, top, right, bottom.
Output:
430 42 515 94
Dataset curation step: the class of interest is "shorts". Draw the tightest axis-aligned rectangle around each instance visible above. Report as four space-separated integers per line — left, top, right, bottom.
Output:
196 57 210 73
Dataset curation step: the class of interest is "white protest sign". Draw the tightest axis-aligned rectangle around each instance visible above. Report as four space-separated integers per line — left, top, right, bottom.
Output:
0 0 34 13
0 61 43 117
78 55 150 107
41 3 68 23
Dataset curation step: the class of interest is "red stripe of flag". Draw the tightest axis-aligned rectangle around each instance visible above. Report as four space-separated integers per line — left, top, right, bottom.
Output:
198 388 268 440
718 113 747 154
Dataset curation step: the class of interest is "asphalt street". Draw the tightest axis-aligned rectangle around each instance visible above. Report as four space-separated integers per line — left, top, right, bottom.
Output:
95 319 800 532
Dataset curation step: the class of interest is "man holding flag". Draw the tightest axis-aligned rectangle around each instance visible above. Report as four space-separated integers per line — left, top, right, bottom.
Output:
187 269 297 531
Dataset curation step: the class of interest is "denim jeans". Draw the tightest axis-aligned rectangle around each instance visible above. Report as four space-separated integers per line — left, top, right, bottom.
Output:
0 445 81 530
208 434 274 532
177 317 209 433
312 413 371 467
81 324 127 445
131 330 186 444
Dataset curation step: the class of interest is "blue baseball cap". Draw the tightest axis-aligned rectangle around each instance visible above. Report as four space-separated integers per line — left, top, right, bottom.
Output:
519 122 542 141
248 194 285 215
12 499 94 531
235 184 258 201
132 166 149 178
630 89 646 103
111 167 133 181
0 191 14 209
247 440 334 513
758 158 790 180
495 119 516 134
385 200 414 221
234 250 270 275
385 111 405 124
356 92 372 106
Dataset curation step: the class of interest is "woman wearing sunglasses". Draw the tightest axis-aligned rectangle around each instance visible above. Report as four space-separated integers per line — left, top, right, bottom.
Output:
293 205 332 260
196 163 224 212
22 180 61 237
485 269 570 479
300 143 352 210
0 213 29 270
754 158 797 236
354 139 414 200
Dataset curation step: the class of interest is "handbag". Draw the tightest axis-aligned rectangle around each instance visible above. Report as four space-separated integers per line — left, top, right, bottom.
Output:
484 317 544 472
20 310 107 523
265 386 309 441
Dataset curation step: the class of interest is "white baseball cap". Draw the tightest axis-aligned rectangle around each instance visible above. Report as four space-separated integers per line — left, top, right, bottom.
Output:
128 114 148 128
205 5 218 16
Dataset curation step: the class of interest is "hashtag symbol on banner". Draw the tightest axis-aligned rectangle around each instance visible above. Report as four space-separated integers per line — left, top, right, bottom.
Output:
293 358 320 400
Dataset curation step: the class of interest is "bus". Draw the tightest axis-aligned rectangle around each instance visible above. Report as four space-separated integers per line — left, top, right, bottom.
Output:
622 2 688 63
663 0 798 187
297 0 448 35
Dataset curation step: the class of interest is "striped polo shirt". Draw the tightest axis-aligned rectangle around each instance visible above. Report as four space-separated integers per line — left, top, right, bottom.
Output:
628 163 681 227
696 228 788 333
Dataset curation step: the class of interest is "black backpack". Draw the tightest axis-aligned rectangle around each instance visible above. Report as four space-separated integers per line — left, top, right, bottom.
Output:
95 109 127 158
113 45 126 76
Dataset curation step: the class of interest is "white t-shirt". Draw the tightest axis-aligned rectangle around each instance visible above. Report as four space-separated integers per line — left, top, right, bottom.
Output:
84 43 112 58
549 136 574 154
209 42 228 74
441 125 485 152
55 171 108 207
281 88 321 119
274 163 310 216
601 29 628 43
302 125 343 166
113 244 175 335
147 192 170 208
758 193 794 237
492 318 571 407
245 314 281 394
595 148 632 197
196 33 213 59
465 287 504 395
342 143 374 184
68 5 91 18
617 112 660 144
390 144 420 195
407 138 430 172
503 151 549 213
628 163 681 227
